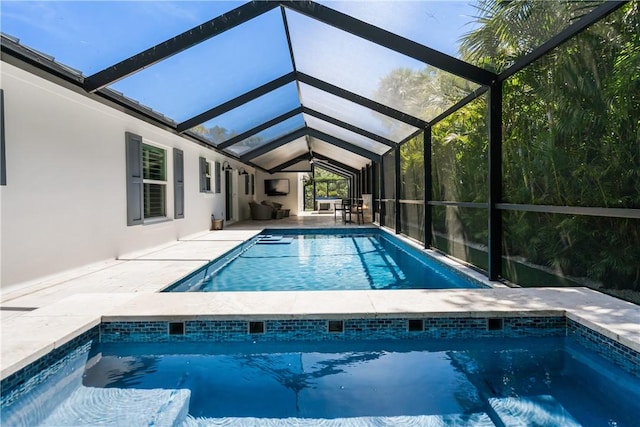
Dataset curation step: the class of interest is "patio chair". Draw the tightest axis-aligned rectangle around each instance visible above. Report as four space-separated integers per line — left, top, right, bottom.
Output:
342 199 352 223
352 199 364 224
249 201 273 220
334 199 346 221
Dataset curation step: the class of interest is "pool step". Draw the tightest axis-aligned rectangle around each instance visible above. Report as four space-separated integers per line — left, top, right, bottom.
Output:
181 413 494 426
489 395 581 427
40 386 190 427
257 235 293 244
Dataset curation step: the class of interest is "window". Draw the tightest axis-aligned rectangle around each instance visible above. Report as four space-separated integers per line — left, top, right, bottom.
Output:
142 143 167 219
199 157 211 192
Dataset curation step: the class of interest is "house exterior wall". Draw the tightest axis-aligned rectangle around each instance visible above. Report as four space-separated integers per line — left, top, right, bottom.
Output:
0 62 261 288
254 170 301 215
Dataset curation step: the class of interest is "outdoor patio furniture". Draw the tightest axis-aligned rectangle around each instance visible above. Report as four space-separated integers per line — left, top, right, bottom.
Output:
261 200 285 219
249 201 274 220
352 199 364 224
334 199 347 221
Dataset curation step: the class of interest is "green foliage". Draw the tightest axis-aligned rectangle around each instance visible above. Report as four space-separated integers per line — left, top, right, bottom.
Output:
382 1 639 290
303 167 349 210
484 2 639 289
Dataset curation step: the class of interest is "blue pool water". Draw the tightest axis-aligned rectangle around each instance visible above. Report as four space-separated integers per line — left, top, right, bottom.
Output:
167 229 485 292
4 337 639 426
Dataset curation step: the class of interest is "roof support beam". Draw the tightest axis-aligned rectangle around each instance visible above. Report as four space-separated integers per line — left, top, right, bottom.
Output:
498 1 626 83
302 107 396 147
297 73 427 128
216 107 303 149
268 153 311 174
282 1 496 86
239 128 307 162
308 129 381 162
316 164 353 180
84 1 279 92
177 72 296 132
312 153 359 175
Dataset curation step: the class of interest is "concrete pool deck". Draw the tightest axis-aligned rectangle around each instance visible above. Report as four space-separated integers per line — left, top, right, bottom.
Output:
2 217 639 380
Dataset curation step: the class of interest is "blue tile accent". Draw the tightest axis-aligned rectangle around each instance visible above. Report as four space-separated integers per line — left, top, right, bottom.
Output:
567 318 640 378
99 316 567 344
100 321 169 342
0 328 98 408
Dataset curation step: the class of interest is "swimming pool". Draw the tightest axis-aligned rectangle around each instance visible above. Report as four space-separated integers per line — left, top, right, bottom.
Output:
166 228 487 292
3 329 639 426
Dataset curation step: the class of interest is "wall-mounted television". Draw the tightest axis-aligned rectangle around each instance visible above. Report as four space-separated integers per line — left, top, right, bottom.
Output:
265 179 290 196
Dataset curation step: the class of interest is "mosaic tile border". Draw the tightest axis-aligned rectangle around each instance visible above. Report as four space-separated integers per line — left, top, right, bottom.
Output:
568 318 640 377
0 328 98 408
100 316 566 343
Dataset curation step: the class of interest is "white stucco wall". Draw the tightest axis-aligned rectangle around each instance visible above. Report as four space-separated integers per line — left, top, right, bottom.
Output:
0 62 262 287
254 171 301 215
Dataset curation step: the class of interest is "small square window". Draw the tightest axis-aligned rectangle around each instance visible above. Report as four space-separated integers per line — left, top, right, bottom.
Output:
328 320 344 333
169 322 184 335
249 321 265 334
487 318 504 331
407 319 423 332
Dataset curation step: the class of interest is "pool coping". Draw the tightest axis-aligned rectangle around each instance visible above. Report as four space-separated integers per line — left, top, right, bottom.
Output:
2 287 639 380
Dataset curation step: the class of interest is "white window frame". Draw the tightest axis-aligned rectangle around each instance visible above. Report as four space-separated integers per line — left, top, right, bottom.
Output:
142 143 168 221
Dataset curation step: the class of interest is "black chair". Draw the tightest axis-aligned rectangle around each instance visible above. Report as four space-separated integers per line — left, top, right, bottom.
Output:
352 199 364 224
334 199 346 221
341 199 352 223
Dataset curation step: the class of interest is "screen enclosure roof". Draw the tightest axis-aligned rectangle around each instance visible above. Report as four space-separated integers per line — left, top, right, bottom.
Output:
0 0 622 172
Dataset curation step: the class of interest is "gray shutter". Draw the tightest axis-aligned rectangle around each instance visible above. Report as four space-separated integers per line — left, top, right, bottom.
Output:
215 161 222 193
125 132 143 225
174 148 184 219
0 89 6 186
199 156 207 192
251 174 255 195
244 175 249 195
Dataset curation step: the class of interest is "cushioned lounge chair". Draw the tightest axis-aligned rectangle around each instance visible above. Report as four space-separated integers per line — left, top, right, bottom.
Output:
249 201 274 220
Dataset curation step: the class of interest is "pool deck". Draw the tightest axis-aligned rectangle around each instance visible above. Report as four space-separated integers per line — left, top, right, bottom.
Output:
2 216 639 380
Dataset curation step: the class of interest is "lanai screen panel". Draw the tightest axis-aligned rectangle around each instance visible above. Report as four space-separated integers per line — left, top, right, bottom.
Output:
189 82 301 145
309 138 370 170
304 115 391 156
316 0 476 59
447 0 606 73
108 8 293 123
224 114 305 157
298 83 418 143
0 1 244 75
286 8 480 122
251 137 309 171
319 1 606 73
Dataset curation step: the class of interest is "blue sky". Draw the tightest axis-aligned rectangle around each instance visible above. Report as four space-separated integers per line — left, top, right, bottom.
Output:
1 1 480 123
